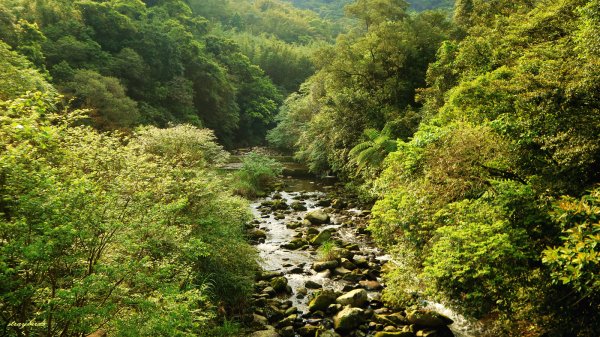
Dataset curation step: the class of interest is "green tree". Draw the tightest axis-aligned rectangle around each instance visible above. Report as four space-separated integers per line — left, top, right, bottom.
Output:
349 128 397 173
62 69 140 130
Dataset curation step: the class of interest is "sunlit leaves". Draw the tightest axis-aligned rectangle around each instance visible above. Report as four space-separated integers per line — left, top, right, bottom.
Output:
0 94 256 336
543 188 600 297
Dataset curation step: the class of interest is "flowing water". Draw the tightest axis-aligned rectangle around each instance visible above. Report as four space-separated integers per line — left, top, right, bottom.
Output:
252 180 383 313
249 173 481 337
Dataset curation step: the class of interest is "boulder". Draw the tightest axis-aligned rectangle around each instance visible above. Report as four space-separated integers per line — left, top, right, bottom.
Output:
406 310 453 327
333 306 365 332
270 277 289 293
248 229 267 241
308 291 337 312
336 289 368 308
312 260 339 272
311 230 332 246
305 210 330 225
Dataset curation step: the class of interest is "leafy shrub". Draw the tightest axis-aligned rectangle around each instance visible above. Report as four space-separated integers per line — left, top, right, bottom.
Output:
234 152 283 197
0 93 257 336
543 187 600 302
135 124 229 167
317 240 338 261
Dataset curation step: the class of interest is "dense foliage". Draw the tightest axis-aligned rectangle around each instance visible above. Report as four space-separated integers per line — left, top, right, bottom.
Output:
188 0 340 95
2 0 600 335
0 0 287 147
0 92 258 336
272 0 600 335
233 151 284 198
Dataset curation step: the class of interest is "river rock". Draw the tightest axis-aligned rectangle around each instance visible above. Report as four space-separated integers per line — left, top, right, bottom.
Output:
271 200 289 210
311 229 332 246
297 325 319 337
333 266 352 276
374 332 415 337
279 326 295 337
316 331 341 337
336 289 368 308
352 256 369 267
286 222 302 229
406 310 453 327
270 277 289 294
276 314 297 328
308 290 337 312
305 280 322 289
316 199 331 207
327 303 343 314
386 312 409 325
305 210 330 225
248 229 267 242
333 306 365 332
258 271 283 281
359 280 383 290
307 227 320 235
282 238 308 250
341 270 363 282
345 243 360 251
291 201 307 211
341 258 357 270
250 329 280 337
253 313 269 328
312 260 339 272
265 305 285 322
262 287 276 297
297 287 307 297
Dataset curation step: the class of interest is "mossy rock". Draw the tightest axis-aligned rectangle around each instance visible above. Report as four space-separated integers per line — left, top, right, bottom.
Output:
270 276 289 293
308 290 337 312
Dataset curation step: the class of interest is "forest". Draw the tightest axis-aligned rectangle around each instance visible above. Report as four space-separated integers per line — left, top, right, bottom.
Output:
0 0 598 336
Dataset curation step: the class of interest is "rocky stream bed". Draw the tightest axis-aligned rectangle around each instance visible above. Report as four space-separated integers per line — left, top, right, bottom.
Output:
244 177 476 337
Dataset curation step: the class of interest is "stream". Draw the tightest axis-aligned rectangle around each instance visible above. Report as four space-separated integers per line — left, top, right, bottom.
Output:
247 173 481 337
